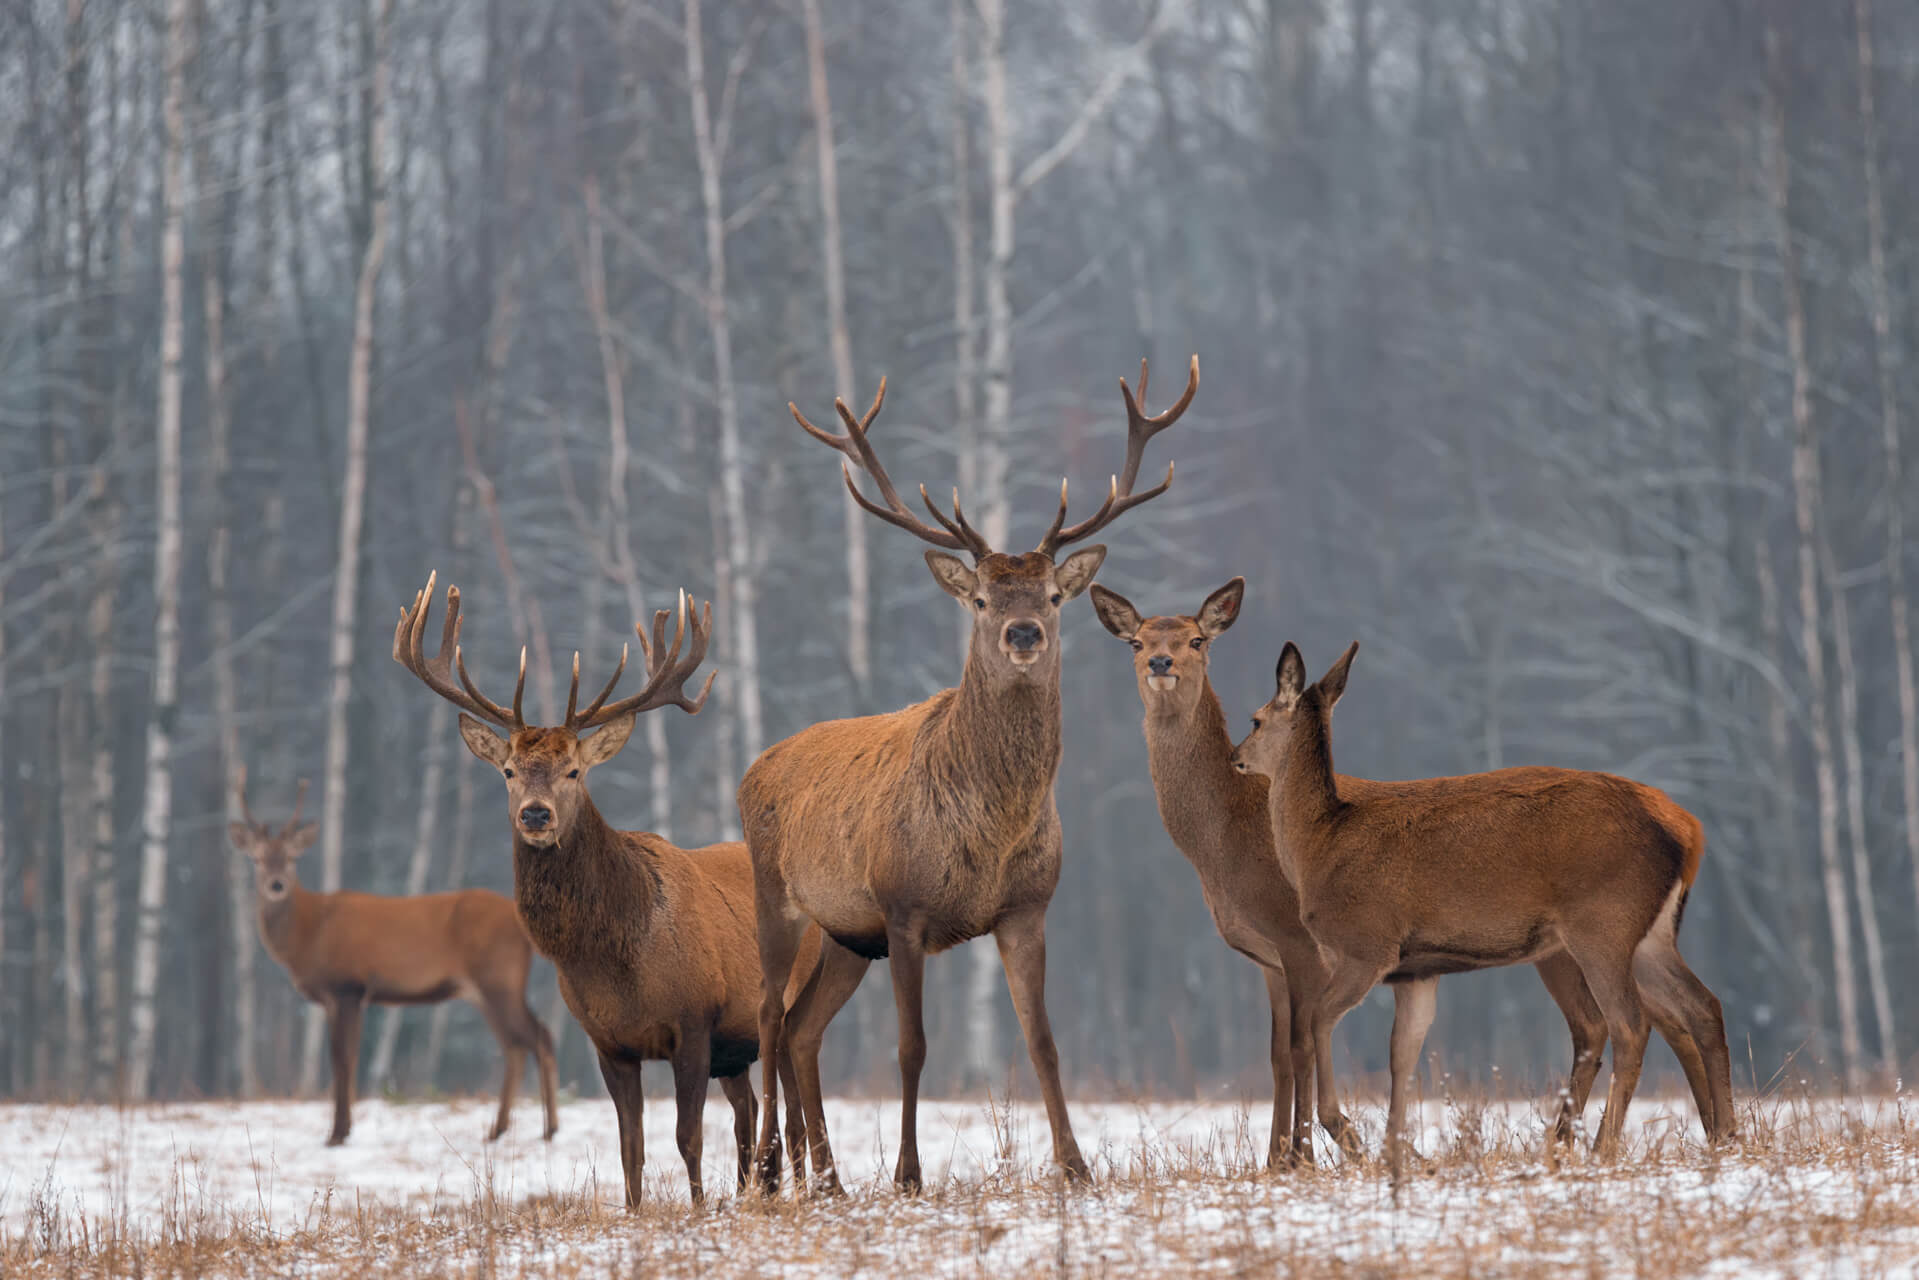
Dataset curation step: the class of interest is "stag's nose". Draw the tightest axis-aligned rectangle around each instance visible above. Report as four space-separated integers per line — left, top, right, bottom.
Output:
1147 654 1174 676
1005 620 1045 652
519 804 552 831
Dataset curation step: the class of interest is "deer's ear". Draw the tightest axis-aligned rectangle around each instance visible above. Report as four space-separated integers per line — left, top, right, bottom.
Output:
1274 642 1307 709
1318 641 1358 707
925 551 978 601
580 713 635 769
1197 577 1245 638
1088 584 1142 639
229 823 257 857
459 714 511 767
1053 545 1107 600
285 823 320 856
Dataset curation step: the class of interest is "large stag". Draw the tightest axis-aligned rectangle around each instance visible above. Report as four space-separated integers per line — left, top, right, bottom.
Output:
230 767 558 1147
393 575 821 1207
1231 642 1735 1181
744 358 1198 1194
1088 578 1689 1162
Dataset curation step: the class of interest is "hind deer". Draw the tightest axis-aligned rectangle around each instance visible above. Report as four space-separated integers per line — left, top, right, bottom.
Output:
230 767 558 1147
1230 641 1735 1181
1089 577 1673 1165
393 574 822 1207
743 358 1198 1195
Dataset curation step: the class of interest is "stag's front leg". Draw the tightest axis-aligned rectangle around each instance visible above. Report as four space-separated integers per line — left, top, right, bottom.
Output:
596 1049 647 1210
885 922 928 1192
326 993 365 1147
671 1031 713 1204
994 909 1091 1184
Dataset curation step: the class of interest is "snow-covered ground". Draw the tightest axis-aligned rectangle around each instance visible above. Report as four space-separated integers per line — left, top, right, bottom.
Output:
3 1091 1916 1276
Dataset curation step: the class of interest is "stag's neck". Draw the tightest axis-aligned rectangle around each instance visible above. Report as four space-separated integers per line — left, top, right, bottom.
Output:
510 797 658 967
1274 705 1343 848
1143 681 1267 870
921 640 1065 840
256 884 325 974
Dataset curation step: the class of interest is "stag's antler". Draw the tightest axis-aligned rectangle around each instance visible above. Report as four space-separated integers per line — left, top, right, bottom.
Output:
233 764 310 836
1034 355 1199 557
790 378 994 560
392 571 526 730
562 590 718 731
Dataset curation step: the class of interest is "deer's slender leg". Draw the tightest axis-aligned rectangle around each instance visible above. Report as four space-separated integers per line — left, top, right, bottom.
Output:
994 908 1090 1183
778 1048 808 1189
751 905 806 1192
1315 956 1382 1157
885 922 929 1192
325 992 364 1147
1385 977 1438 1189
1635 940 1734 1141
1562 936 1650 1160
719 1072 757 1190
1260 965 1296 1170
1533 950 1608 1144
670 1031 713 1204
785 941 870 1196
525 1009 559 1141
597 1048 647 1210
477 997 524 1143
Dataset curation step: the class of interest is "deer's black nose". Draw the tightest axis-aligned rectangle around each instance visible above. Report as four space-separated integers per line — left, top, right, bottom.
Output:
1005 620 1044 651
520 804 552 831
1147 655 1174 676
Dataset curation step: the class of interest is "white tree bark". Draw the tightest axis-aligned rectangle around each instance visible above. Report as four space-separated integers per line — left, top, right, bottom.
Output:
126 0 193 1102
1766 22 1862 1088
800 0 870 704
685 0 764 771
303 0 393 1091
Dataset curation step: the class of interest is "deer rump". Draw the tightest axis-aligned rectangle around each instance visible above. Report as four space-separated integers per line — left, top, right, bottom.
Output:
1310 767 1700 979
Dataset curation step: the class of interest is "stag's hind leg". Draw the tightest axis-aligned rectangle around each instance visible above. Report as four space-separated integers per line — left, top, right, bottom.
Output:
720 1072 758 1191
1561 934 1651 1161
1534 951 1608 1145
477 1000 527 1143
1634 895 1734 1142
1259 966 1298 1170
785 939 871 1195
751 906 808 1193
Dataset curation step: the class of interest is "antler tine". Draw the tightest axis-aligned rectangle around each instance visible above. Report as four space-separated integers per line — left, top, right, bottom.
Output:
794 377 990 559
567 644 629 729
572 590 719 730
285 778 310 834
392 572 523 730
917 484 993 560
234 763 258 829
1034 355 1197 557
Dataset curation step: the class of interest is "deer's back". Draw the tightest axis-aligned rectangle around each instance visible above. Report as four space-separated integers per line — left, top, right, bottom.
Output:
292 886 529 1003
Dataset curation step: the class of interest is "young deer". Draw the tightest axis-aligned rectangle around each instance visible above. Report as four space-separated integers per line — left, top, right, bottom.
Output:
744 359 1197 1195
393 575 821 1207
1090 578 1678 1163
1231 642 1735 1180
230 768 558 1147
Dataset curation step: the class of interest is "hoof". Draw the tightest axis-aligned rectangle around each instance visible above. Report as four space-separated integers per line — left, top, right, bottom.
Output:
485 1126 507 1144
808 1171 846 1201
1061 1153 1093 1186
325 1133 348 1148
543 1125 558 1143
893 1163 923 1194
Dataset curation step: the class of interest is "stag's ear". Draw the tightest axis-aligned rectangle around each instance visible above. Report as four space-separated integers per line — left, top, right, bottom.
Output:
229 823 257 857
580 713 636 769
1196 577 1245 638
1053 545 1107 600
1088 584 1142 639
459 714 511 767
285 823 320 856
1274 642 1307 710
1318 641 1358 707
925 551 978 601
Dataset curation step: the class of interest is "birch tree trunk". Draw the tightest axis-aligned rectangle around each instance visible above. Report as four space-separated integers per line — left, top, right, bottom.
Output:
685 0 763 776
303 0 393 1091
87 382 125 1097
421 749 477 1085
365 701 450 1091
950 0 978 669
126 0 193 1101
1766 20 1862 1089
800 0 870 705
1852 0 1919 941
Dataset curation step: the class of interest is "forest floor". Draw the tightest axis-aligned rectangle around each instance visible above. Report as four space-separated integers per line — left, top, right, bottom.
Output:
1 1088 1914 1277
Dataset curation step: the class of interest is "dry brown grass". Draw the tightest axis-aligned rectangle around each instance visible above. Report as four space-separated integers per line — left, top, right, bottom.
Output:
5 1091 1917 1278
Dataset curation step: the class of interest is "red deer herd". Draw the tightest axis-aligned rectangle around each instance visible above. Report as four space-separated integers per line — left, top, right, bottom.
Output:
224 354 1734 1197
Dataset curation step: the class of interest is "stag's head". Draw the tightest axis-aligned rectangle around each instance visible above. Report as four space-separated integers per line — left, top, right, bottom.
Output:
1089 577 1244 714
1230 641 1358 778
393 573 716 849
229 768 317 902
790 357 1198 684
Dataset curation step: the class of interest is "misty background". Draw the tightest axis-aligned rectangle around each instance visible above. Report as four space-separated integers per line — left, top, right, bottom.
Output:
1 0 1913 1112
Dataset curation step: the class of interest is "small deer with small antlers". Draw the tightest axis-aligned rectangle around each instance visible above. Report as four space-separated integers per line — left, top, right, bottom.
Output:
230 767 558 1147
393 574 821 1207
744 358 1198 1194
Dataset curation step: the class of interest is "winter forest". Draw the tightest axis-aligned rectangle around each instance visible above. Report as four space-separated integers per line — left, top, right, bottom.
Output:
2 0 1916 1112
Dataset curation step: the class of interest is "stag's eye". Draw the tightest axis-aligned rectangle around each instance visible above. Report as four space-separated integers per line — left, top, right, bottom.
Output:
502 768 515 779
1129 640 1143 652
1251 717 1263 730
567 769 579 780
1190 637 1205 650
1050 592 1062 606
973 597 986 610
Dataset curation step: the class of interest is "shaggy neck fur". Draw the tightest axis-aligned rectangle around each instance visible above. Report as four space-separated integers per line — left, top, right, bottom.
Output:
1143 678 1269 871
511 794 659 966
918 635 1065 856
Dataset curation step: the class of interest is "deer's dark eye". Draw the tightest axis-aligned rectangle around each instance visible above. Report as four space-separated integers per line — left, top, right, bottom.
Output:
1251 718 1263 730
1050 593 1062 606
567 769 580 780
503 768 514 779
1190 637 1205 650
1129 640 1143 652
974 597 986 610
